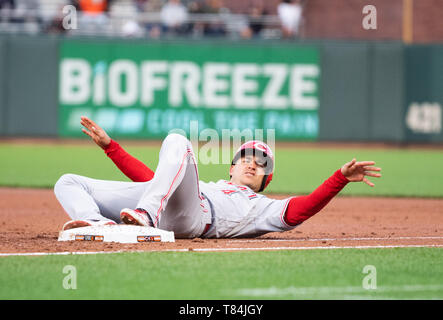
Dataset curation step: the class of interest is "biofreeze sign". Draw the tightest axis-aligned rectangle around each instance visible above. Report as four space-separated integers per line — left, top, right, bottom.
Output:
61 60 318 109
59 41 320 140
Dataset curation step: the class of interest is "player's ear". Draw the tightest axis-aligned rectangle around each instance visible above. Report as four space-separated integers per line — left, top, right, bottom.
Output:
229 164 235 177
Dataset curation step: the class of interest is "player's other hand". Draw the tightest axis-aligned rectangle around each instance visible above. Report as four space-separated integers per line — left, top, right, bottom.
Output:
341 159 381 187
80 116 111 149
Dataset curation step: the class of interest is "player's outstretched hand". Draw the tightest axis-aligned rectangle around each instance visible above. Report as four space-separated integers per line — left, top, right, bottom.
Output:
341 159 381 187
80 116 111 149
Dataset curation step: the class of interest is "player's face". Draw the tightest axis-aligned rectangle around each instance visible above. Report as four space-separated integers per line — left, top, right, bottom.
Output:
229 155 266 192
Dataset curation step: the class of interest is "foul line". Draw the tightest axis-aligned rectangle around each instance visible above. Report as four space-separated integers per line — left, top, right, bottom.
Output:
1 244 443 257
228 236 443 243
234 284 443 297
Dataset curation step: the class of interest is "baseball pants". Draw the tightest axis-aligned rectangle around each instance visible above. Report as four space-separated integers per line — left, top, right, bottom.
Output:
54 134 212 238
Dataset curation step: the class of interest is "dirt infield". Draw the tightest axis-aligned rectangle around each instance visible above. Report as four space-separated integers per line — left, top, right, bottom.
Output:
1 187 442 254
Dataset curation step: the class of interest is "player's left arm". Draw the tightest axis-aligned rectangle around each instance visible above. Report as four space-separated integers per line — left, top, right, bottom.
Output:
284 159 381 226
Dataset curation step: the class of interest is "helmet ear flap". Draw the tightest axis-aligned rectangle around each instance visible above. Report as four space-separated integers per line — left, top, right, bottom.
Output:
259 173 273 192
258 175 268 192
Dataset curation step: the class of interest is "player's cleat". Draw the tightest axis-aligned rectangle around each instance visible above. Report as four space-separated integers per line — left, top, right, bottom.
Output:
62 219 117 231
120 208 154 227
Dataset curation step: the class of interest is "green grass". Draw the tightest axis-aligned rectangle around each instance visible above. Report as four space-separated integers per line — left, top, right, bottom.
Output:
1 142 442 301
0 248 442 299
0 144 159 188
272 148 443 197
1 143 443 197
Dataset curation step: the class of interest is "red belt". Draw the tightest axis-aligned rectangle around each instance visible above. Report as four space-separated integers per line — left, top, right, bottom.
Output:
200 192 213 237
201 223 211 237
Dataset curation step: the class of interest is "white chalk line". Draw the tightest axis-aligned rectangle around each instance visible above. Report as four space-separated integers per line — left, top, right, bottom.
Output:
228 236 443 243
1 243 443 257
233 284 443 298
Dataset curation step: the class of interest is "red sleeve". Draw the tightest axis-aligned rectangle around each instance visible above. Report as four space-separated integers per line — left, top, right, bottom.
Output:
104 139 155 182
284 169 349 226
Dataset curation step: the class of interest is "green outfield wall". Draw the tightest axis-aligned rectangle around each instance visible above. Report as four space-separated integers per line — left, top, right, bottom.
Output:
404 45 443 142
0 36 7 136
0 34 441 143
0 35 59 137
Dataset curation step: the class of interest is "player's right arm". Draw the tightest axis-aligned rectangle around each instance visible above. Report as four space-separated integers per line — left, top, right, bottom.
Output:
80 116 112 149
80 116 154 182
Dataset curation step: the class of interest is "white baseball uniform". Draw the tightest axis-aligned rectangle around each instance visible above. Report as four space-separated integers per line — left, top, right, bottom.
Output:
54 134 295 238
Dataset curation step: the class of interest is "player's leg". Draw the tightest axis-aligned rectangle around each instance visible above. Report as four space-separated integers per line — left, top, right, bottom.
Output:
54 174 148 223
122 133 211 238
158 160 211 238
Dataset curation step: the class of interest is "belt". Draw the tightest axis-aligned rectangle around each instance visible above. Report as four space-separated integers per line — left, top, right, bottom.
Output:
202 223 211 236
200 192 215 238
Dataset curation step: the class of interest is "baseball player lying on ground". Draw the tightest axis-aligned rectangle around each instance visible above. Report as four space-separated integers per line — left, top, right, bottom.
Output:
54 116 381 239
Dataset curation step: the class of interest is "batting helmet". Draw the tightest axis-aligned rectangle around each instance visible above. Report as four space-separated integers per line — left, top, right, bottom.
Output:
231 140 274 192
